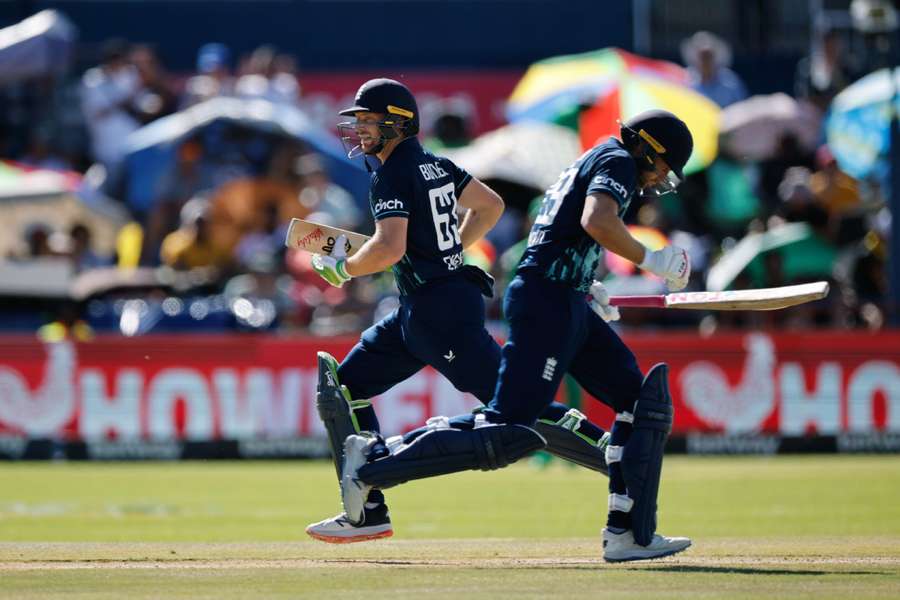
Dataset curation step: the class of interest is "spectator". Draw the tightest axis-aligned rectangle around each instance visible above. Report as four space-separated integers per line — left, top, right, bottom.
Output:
776 167 830 230
235 46 300 106
681 31 748 108
234 201 288 269
294 154 362 230
272 54 302 103
37 301 94 342
809 145 861 217
79 39 142 173
425 106 473 151
756 132 816 214
129 44 178 125
795 26 860 111
68 223 110 272
140 137 215 265
182 43 233 107
19 131 72 171
18 223 56 259
159 196 231 271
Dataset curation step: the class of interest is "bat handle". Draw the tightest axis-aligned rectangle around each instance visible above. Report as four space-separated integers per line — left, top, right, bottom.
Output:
608 295 667 308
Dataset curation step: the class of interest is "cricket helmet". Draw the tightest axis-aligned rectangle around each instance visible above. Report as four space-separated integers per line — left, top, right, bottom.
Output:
620 109 693 194
338 78 419 157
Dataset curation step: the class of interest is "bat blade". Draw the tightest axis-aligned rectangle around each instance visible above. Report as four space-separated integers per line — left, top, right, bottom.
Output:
661 281 830 310
284 218 371 257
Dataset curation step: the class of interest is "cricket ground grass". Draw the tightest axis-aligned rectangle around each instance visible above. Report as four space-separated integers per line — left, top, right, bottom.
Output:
1 456 899 599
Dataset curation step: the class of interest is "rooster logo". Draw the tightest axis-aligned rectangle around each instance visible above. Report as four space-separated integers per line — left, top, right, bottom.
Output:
0 341 76 435
679 334 776 433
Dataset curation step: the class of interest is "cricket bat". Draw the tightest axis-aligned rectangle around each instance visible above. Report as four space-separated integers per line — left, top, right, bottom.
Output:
608 281 830 311
284 218 371 256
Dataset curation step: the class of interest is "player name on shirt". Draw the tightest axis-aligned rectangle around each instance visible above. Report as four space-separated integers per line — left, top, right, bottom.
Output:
419 162 449 181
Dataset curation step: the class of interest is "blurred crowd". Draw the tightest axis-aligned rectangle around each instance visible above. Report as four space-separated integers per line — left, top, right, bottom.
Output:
0 15 894 339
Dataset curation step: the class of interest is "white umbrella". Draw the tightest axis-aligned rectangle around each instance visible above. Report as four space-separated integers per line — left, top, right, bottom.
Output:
443 122 582 193
706 222 812 291
719 93 820 161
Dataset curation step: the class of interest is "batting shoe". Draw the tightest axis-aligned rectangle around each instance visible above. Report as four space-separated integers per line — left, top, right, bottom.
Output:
306 504 393 544
340 434 376 525
602 527 691 563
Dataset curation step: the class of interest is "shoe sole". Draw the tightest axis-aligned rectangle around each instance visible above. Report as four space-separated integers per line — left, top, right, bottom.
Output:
306 527 393 544
603 540 691 563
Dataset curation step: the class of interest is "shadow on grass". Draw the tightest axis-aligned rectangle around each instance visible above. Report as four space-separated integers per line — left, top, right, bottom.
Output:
626 565 884 576
322 559 886 577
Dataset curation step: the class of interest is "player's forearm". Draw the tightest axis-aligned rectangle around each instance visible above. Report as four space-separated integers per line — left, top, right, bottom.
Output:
458 205 502 249
345 240 403 277
585 217 646 265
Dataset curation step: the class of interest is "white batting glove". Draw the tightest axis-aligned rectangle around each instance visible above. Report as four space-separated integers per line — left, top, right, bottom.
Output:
311 234 351 288
639 244 690 291
588 280 620 322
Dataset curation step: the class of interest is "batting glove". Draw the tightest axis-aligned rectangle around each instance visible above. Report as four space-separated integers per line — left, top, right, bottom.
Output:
312 234 351 288
639 244 690 291
588 280 620 322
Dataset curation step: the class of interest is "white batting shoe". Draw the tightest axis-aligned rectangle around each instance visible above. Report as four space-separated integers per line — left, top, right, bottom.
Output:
602 527 691 563
306 504 393 544
340 434 375 525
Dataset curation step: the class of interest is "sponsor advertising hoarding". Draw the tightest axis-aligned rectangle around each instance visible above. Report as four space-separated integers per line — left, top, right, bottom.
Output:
0 332 897 457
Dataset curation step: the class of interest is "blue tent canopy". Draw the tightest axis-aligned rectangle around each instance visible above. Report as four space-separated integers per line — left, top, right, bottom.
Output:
0 10 77 83
121 97 369 215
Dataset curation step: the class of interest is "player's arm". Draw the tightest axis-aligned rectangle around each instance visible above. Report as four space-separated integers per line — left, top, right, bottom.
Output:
456 178 504 249
344 216 407 277
581 193 645 264
581 193 691 290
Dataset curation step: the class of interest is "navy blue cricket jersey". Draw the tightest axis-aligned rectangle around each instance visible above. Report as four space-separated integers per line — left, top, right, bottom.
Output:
516 137 638 292
370 137 482 295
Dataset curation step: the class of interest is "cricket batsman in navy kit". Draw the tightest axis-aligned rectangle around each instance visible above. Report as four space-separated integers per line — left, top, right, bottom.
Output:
306 78 617 544
336 108 696 562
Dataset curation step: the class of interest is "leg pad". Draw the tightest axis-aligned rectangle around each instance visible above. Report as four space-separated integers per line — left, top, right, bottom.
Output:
358 422 546 489
620 363 673 546
535 408 609 475
316 352 360 479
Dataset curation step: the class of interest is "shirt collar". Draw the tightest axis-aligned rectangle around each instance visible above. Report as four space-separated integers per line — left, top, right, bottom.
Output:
382 136 421 164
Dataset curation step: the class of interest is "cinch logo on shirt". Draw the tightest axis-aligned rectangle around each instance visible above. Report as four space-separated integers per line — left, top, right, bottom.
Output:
592 175 628 198
374 198 405 213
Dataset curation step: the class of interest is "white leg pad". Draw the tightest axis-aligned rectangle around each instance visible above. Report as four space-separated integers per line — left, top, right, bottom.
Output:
558 408 587 431
385 435 406 454
609 493 634 513
605 444 624 464
615 411 634 424
426 416 451 431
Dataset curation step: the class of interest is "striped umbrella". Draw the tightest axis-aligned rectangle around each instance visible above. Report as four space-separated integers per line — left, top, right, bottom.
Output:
507 48 720 175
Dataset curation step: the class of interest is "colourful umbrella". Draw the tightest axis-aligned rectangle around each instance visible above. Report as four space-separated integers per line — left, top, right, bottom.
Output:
826 67 900 180
507 48 719 175
507 48 686 123
576 75 720 174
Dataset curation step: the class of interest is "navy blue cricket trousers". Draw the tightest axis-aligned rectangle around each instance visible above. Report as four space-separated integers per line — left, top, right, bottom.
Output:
338 276 499 404
485 273 644 424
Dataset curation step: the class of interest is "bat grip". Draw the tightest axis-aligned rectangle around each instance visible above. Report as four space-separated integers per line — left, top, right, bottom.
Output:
608 295 667 308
